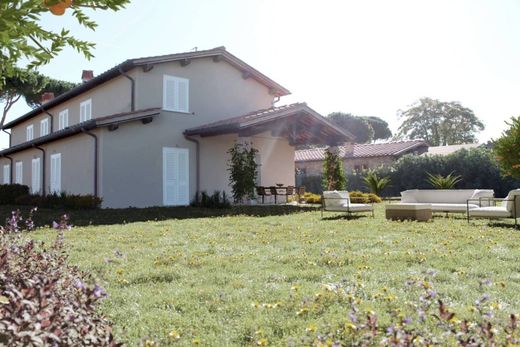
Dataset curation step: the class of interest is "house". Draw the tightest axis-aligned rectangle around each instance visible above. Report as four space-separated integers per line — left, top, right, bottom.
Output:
0 47 352 208
295 140 428 175
422 143 481 156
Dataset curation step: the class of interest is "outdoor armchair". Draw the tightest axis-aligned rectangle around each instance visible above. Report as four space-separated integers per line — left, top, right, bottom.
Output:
321 191 374 218
467 189 520 227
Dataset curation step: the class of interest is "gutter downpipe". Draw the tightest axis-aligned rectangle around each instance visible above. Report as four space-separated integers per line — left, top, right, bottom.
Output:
32 145 46 195
2 129 11 148
1 154 13 184
40 105 54 133
81 128 98 197
119 66 135 112
184 134 200 197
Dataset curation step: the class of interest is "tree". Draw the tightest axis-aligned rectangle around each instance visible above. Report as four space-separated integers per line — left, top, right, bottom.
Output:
322 147 347 190
1 68 77 129
328 112 374 143
0 0 129 90
227 142 258 203
362 116 392 140
493 116 520 180
397 98 484 146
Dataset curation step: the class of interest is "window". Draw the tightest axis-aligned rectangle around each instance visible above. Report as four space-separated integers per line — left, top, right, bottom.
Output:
59 109 69 130
26 125 34 141
15 162 23 184
163 75 189 113
50 153 61 193
31 158 41 194
3 164 10 184
40 118 49 136
80 99 92 122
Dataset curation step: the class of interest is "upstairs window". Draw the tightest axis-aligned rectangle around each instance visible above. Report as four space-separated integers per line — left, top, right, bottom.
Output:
26 125 34 141
80 99 92 122
40 118 49 136
163 75 189 113
59 109 69 130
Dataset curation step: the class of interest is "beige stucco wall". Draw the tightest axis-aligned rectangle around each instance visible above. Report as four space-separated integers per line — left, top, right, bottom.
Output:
198 132 295 199
0 131 98 195
100 113 197 208
135 57 274 123
10 74 134 146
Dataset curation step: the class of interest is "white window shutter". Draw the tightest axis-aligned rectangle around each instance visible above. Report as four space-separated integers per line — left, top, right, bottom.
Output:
50 153 61 193
15 162 22 184
177 79 189 113
163 75 189 112
177 149 189 205
59 110 69 130
163 148 189 205
163 76 176 111
3 165 10 184
31 158 40 194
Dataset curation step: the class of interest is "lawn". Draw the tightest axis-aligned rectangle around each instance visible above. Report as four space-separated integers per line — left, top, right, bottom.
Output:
11 204 520 346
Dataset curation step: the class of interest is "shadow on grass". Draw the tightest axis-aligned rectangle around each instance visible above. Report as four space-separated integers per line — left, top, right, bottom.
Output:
0 204 318 228
320 213 367 221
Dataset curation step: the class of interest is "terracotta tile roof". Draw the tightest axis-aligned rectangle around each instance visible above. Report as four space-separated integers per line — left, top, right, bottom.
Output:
3 46 290 129
295 140 428 162
0 108 161 156
184 103 355 144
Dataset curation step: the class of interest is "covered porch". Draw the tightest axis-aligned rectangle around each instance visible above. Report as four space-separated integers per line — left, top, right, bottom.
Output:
184 103 354 203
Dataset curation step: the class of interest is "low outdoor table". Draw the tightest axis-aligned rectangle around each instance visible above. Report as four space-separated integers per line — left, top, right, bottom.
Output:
385 203 433 222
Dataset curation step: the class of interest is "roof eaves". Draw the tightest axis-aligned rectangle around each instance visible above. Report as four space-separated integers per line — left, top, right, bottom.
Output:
393 141 427 156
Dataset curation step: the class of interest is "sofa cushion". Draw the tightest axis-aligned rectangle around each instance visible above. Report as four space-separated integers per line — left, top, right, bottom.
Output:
323 191 349 208
431 203 478 212
385 203 432 211
469 189 494 207
341 203 373 212
469 206 511 218
504 189 520 214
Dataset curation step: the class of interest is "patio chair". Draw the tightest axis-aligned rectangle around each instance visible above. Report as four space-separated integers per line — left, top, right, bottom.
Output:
467 189 520 227
321 190 374 218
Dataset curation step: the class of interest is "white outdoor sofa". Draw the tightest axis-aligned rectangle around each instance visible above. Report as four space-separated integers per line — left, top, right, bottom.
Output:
467 189 520 228
400 189 494 213
321 191 374 218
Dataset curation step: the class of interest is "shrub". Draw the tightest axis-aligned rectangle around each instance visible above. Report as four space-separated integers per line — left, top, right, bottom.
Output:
0 213 120 346
303 192 321 204
191 191 231 209
426 171 462 189
322 147 347 191
362 170 390 195
493 116 520 180
227 142 258 203
0 184 29 205
349 191 382 203
14 192 102 209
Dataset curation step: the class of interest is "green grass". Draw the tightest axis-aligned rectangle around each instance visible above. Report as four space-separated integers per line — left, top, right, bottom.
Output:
12 204 520 346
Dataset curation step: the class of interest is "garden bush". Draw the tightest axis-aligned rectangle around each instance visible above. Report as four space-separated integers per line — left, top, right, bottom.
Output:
191 191 231 209
14 192 102 209
0 184 29 205
349 191 382 203
0 212 120 346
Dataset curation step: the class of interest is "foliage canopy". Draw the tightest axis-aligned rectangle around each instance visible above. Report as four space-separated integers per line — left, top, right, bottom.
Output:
397 98 484 146
493 116 520 180
0 0 129 89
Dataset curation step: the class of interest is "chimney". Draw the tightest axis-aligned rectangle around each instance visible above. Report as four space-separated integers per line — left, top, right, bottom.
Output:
341 142 355 158
40 92 55 104
81 70 94 83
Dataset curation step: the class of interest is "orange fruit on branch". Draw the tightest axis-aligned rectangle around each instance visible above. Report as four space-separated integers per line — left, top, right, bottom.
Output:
44 0 73 16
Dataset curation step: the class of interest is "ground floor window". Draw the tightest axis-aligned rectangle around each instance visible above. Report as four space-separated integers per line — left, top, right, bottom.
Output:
31 158 41 194
163 147 189 206
50 153 61 193
15 162 22 184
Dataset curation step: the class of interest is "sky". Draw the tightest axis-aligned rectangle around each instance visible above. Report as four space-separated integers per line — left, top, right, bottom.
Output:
2 0 520 149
